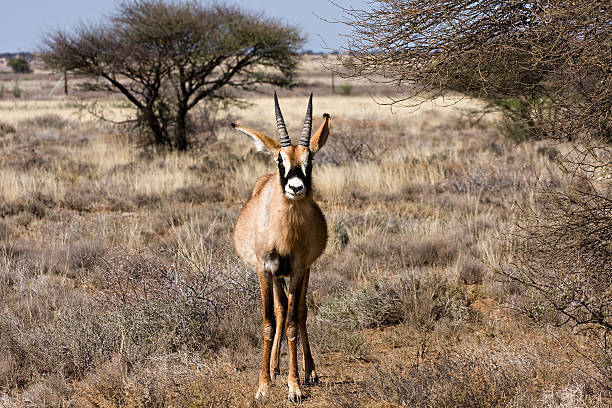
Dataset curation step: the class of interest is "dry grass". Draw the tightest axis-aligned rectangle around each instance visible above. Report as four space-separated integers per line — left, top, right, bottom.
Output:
0 57 608 407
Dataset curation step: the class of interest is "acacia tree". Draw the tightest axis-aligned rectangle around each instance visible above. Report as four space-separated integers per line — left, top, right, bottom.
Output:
41 0 304 150
338 0 610 144
339 0 612 385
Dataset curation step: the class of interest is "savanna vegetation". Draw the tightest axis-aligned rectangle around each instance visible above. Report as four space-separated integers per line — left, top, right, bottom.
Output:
0 0 609 406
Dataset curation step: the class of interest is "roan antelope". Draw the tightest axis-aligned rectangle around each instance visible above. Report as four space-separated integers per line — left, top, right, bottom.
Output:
232 92 330 402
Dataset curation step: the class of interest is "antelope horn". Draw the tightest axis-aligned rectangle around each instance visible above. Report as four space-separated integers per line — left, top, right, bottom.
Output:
274 91 291 147
299 93 313 147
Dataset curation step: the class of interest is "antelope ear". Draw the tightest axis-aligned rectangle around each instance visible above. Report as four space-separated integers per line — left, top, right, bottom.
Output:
231 123 280 156
309 114 330 157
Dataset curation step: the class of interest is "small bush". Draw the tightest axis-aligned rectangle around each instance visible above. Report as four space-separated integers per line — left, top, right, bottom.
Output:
319 276 471 330
68 240 106 271
62 187 99 212
504 187 612 386
12 82 21 98
173 185 223 203
319 282 404 329
0 246 259 392
7 57 31 74
21 113 69 129
402 233 460 267
133 192 162 208
339 351 539 407
458 257 485 285
339 83 353 95
23 192 54 218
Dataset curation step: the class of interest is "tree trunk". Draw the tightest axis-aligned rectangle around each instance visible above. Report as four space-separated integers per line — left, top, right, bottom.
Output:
143 108 169 148
175 107 188 151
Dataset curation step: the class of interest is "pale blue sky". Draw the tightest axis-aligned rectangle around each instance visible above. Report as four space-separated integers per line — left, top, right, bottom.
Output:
1 0 352 53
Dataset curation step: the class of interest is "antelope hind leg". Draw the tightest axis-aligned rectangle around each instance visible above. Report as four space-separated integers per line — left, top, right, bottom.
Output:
270 276 288 379
285 274 304 402
298 268 318 384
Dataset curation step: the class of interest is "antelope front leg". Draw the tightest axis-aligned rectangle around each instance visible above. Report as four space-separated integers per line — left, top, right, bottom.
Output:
286 273 304 402
299 268 318 384
270 277 288 379
256 265 275 402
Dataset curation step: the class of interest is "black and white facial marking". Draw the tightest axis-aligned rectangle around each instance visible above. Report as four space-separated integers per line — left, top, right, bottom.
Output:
277 150 312 200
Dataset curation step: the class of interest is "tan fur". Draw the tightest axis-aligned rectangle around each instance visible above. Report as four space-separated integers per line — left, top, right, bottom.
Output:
232 110 330 403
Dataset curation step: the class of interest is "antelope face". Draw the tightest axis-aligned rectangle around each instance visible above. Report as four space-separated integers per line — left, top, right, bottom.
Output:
231 92 330 201
278 146 311 200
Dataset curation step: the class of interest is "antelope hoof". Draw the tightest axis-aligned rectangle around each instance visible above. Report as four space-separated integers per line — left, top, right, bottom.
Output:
255 382 270 402
287 381 303 403
305 369 319 385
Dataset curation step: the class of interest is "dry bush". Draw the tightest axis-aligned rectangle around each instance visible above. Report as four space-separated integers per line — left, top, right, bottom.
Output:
19 113 69 130
329 348 589 408
68 239 106 271
315 117 399 165
445 164 532 194
94 245 259 351
318 282 404 329
354 231 461 268
0 143 94 177
458 256 485 285
318 275 470 331
532 384 608 408
73 356 193 408
0 192 55 219
0 241 259 394
503 187 612 388
0 239 103 280
325 224 462 281
20 374 68 408
173 184 223 204
309 320 372 362
401 233 461 267
339 1 611 145
61 186 99 212
0 121 16 136
322 234 461 280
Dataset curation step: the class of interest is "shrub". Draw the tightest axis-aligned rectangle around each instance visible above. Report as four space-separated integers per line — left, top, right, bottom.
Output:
62 187 99 212
337 351 543 407
458 257 485 285
7 57 31 74
339 83 353 95
12 82 21 98
340 1 611 144
503 187 612 387
0 120 16 136
319 276 470 330
319 282 404 329
0 245 260 392
21 113 68 129
173 184 223 203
